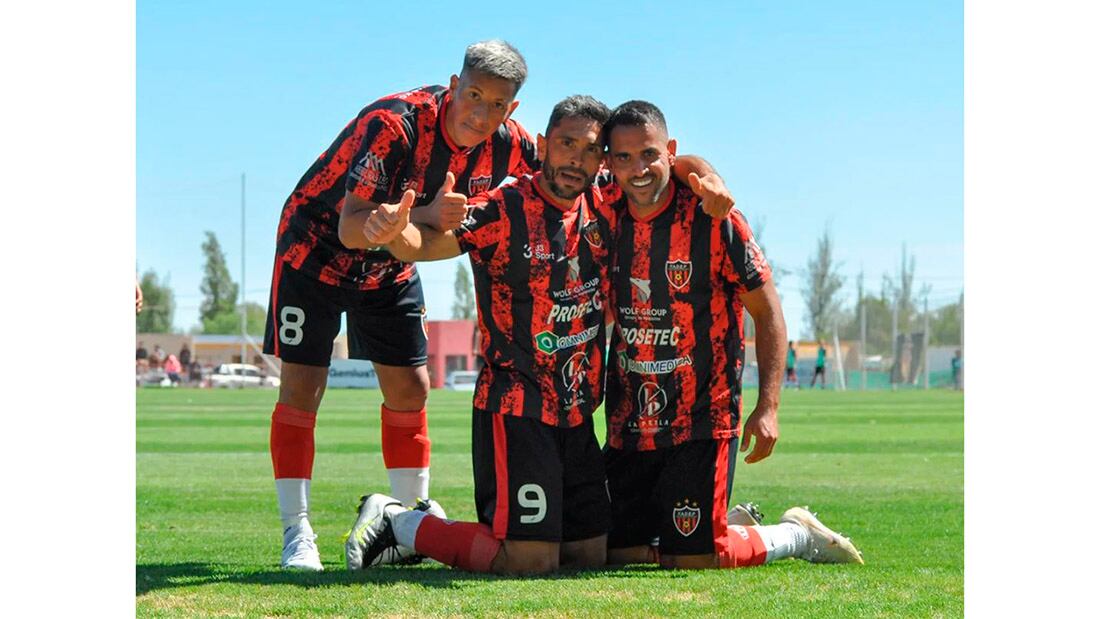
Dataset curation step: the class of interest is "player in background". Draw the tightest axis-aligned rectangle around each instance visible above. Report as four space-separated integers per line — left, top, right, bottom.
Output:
785 340 800 388
601 100 862 570
810 340 827 388
263 40 545 571
345 96 738 574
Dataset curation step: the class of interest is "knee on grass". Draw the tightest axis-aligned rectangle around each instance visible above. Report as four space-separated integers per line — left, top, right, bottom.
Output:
492 540 560 575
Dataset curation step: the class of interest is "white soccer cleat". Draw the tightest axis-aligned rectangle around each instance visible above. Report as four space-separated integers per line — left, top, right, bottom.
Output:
727 502 764 527
281 519 324 571
780 506 864 565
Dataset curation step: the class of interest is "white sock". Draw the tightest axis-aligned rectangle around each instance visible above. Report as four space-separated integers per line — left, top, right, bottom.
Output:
754 523 810 562
387 468 430 506
392 509 429 550
275 478 310 530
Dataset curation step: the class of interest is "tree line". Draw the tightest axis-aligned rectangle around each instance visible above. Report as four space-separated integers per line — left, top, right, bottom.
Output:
136 231 265 334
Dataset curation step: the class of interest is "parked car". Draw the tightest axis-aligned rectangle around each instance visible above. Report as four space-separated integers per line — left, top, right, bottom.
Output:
210 363 280 388
444 370 478 391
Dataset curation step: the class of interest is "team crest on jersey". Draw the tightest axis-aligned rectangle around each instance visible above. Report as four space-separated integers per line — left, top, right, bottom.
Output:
582 221 604 248
665 260 692 290
672 500 701 537
468 175 492 195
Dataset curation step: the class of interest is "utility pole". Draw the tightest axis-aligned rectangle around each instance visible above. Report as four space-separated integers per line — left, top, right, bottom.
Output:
240 172 247 377
860 292 867 390
923 294 930 389
891 298 899 391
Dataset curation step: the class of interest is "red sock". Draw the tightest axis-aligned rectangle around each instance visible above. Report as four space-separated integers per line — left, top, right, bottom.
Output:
270 403 316 478
718 525 769 568
380 405 431 469
413 515 500 573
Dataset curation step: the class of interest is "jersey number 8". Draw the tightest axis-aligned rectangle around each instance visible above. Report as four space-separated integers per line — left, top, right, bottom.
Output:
279 306 305 346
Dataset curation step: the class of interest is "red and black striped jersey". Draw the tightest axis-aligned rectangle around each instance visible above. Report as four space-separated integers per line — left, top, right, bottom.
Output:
605 178 771 451
455 174 615 428
275 85 538 290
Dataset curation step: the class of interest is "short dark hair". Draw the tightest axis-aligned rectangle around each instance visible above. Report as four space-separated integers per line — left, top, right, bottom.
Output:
462 40 528 91
603 100 668 145
545 95 611 136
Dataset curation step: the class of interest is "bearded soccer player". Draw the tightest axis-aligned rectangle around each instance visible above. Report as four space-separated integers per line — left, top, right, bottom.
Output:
344 96 736 574
263 40 544 571
601 100 863 570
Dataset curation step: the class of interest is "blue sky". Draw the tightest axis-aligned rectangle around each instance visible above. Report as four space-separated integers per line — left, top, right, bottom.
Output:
137 0 962 337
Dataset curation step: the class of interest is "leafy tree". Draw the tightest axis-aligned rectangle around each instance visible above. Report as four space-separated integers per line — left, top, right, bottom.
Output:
201 301 266 335
451 262 476 320
136 269 175 333
924 300 962 345
200 231 238 323
801 228 846 340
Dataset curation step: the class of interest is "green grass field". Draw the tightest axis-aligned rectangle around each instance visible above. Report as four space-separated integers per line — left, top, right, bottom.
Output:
137 388 963 617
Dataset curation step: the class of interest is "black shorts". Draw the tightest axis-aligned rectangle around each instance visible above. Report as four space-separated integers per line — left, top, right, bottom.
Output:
472 410 611 543
262 260 428 367
814 366 825 376
605 437 737 556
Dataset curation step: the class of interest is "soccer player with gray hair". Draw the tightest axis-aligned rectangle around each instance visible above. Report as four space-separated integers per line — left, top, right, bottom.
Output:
264 39 536 571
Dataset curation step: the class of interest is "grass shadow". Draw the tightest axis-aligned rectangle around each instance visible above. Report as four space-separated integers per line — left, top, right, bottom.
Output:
136 561 666 595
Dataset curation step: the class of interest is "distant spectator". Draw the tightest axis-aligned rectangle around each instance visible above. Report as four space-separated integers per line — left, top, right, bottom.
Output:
785 340 799 389
179 344 192 381
951 349 963 390
189 357 203 383
810 340 827 389
151 345 165 369
164 354 182 385
136 341 149 373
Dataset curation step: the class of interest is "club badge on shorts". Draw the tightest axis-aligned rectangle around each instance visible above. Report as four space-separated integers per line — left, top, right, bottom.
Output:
665 260 692 290
672 499 701 537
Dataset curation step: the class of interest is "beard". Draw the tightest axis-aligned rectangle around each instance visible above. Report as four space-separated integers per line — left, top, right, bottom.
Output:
543 161 593 201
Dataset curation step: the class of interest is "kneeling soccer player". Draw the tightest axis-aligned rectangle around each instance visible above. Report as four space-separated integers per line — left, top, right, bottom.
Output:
345 95 739 573
600 100 862 569
347 95 616 574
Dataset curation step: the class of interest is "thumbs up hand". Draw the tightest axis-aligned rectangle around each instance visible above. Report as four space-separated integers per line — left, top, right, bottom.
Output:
688 172 735 219
421 171 469 231
363 188 415 246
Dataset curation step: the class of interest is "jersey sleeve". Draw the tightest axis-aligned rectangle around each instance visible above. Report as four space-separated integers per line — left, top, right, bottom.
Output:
721 209 772 293
345 112 410 203
454 192 508 264
504 120 540 177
